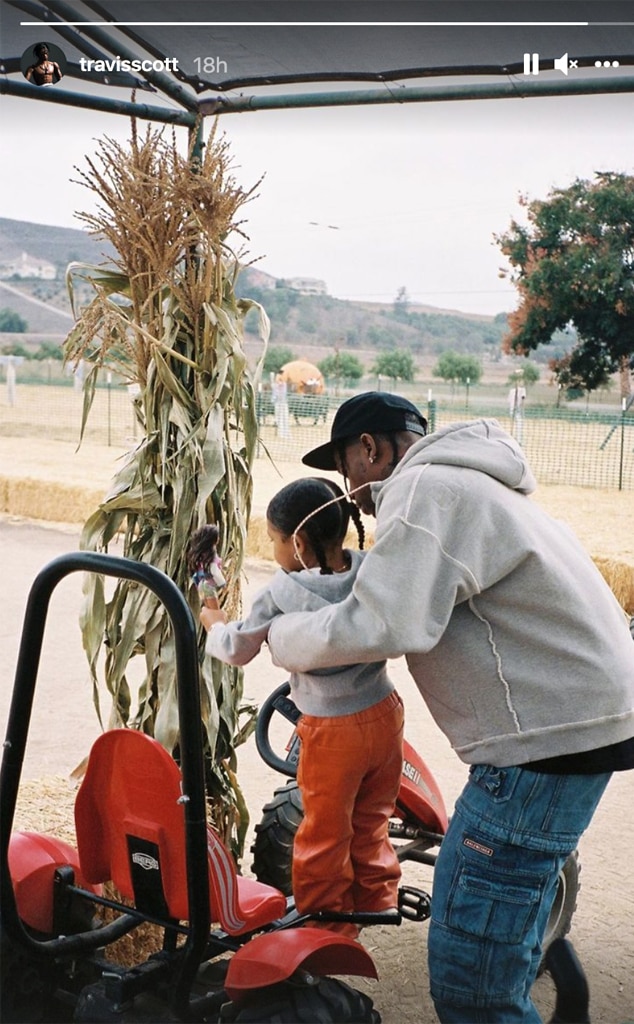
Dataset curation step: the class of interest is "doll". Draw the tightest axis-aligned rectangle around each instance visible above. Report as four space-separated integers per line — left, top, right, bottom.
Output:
186 524 226 606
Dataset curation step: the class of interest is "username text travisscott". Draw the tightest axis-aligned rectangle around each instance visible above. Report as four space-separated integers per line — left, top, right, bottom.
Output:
79 56 179 72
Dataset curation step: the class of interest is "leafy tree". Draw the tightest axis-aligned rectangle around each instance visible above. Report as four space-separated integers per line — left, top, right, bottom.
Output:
497 173 634 397
297 307 318 334
433 351 482 385
548 353 586 402
0 308 28 332
372 349 416 381
318 351 364 382
33 340 64 361
393 285 410 321
239 283 297 328
0 341 30 358
263 345 295 375
367 324 400 347
507 361 540 386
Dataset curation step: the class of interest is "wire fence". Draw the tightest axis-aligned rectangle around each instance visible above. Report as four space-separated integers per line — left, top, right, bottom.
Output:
1 373 632 490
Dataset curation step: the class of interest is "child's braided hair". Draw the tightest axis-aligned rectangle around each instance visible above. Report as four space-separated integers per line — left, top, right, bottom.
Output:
266 477 364 575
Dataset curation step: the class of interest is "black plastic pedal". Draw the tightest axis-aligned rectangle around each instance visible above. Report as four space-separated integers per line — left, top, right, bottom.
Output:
398 885 431 922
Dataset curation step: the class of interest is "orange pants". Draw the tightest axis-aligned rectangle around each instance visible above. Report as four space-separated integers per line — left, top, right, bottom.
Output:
292 691 404 935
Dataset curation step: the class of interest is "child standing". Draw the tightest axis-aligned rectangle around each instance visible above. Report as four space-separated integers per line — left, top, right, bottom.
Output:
200 477 404 937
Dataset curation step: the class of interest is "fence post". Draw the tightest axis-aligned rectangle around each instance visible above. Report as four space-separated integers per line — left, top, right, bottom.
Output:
427 398 437 433
107 371 112 447
618 395 634 491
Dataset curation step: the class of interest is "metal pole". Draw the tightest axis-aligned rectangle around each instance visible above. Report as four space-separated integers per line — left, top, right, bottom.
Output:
4 73 634 124
619 397 626 491
0 79 197 125
200 75 634 116
38 0 200 113
107 371 112 447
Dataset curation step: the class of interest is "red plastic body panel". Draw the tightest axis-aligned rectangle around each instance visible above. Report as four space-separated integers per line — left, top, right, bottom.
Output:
75 729 285 933
395 739 449 834
225 927 378 1001
8 830 102 934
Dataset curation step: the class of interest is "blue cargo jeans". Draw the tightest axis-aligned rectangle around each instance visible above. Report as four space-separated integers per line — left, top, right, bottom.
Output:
428 763 611 1023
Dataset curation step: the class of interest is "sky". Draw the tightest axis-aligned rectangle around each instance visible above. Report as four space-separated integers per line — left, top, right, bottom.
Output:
1 36 632 318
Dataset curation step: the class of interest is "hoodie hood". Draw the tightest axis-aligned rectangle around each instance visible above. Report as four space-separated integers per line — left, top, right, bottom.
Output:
269 548 364 615
376 418 536 498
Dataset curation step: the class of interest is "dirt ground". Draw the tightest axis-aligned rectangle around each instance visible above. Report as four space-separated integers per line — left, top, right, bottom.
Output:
1 444 633 1023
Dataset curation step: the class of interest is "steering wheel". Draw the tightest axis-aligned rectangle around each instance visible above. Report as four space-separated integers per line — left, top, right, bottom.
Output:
255 680 302 777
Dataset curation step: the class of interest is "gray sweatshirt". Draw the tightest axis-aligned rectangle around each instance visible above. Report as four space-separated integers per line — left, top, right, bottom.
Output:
206 549 394 716
268 419 634 766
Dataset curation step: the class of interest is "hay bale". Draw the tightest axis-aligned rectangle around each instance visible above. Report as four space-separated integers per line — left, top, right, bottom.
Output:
3 476 105 524
245 514 374 562
0 476 8 513
245 516 272 561
592 556 634 614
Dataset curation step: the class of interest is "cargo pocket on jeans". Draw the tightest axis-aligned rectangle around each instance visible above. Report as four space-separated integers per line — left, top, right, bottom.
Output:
447 856 543 945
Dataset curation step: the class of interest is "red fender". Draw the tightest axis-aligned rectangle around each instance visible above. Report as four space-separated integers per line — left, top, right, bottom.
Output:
225 927 378 1002
395 739 449 834
8 830 102 934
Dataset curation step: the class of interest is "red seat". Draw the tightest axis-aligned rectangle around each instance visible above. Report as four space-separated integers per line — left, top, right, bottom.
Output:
75 729 286 935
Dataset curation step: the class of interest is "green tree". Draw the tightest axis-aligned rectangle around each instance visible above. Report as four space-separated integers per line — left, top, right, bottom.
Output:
372 349 416 381
297 307 318 334
0 308 28 332
432 351 482 385
393 285 410 322
507 361 540 387
33 340 64 361
0 341 30 358
318 351 364 382
263 345 295 375
548 353 586 402
497 172 634 397
367 325 399 347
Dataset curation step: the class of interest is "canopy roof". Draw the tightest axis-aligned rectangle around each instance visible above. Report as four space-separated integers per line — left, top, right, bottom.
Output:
2 1 634 125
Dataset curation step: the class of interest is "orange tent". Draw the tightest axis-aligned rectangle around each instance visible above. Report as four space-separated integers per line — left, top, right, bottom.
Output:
278 360 325 394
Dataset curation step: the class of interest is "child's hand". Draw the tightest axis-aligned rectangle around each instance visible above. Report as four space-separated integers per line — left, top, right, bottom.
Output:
200 605 228 630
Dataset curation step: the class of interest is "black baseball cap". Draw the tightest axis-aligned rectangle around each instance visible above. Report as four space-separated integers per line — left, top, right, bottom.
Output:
302 391 428 470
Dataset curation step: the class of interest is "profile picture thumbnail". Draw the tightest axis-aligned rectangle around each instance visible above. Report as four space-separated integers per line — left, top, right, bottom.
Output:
21 41 67 87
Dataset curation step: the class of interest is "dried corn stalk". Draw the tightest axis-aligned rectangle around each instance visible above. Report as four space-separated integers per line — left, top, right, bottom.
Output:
64 120 269 859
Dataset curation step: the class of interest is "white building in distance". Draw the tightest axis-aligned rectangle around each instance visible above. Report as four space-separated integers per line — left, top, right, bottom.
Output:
286 277 328 296
0 252 57 280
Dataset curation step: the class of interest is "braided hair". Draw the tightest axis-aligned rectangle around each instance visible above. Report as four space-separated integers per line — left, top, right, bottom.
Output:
266 477 364 575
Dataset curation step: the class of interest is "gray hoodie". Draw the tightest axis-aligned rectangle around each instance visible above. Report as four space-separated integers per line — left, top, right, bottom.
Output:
206 549 394 716
268 419 634 766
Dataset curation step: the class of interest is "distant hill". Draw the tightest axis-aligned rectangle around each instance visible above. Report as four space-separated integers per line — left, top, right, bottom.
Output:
0 217 116 270
0 219 508 361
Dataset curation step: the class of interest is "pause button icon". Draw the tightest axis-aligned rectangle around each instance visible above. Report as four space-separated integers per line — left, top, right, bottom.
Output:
523 52 540 75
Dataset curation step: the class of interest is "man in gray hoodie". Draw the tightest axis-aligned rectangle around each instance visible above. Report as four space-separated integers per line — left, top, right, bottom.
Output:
267 392 634 1023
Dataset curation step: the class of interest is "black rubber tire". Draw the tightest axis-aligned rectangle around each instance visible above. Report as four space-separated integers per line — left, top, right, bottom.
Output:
538 850 580 975
233 976 380 1023
251 780 304 896
544 938 590 1023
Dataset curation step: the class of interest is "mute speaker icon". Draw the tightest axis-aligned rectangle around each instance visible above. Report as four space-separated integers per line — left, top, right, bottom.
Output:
554 53 570 75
